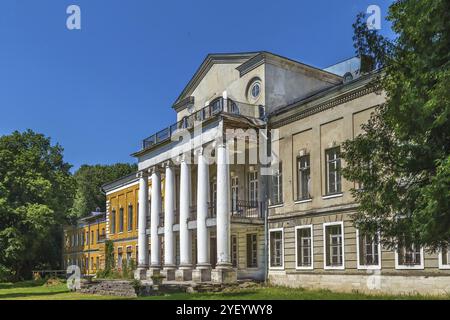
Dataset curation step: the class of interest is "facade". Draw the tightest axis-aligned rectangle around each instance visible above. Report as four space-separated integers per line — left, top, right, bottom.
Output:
63 211 107 275
67 51 450 294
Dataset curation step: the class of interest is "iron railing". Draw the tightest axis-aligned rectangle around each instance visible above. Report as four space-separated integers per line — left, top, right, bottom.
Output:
231 200 260 219
142 98 264 150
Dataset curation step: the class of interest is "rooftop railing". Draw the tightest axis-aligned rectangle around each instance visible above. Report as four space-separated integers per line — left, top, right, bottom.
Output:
142 98 264 150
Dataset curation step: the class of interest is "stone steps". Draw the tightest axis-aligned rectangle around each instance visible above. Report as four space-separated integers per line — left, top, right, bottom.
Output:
78 280 137 297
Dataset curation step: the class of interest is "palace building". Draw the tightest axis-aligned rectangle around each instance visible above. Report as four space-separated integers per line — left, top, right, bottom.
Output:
64 51 450 294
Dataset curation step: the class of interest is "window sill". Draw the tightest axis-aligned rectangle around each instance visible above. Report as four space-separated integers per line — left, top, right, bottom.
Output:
322 193 343 200
357 264 381 270
324 265 345 270
395 265 424 270
269 266 284 271
268 203 284 209
294 198 312 204
295 266 314 270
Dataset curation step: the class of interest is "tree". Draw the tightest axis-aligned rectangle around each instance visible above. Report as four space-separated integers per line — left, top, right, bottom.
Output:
70 163 137 218
342 0 450 250
0 130 75 280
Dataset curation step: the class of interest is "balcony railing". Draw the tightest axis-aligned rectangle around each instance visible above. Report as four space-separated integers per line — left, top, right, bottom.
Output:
142 98 264 150
231 200 260 219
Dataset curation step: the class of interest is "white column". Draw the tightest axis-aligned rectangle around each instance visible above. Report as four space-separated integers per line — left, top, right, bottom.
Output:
222 90 228 112
164 162 176 268
179 156 192 267
196 148 210 267
150 167 161 270
216 142 231 267
137 171 149 268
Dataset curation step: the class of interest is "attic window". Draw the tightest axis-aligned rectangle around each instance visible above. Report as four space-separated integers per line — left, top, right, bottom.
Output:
251 82 261 98
247 79 262 102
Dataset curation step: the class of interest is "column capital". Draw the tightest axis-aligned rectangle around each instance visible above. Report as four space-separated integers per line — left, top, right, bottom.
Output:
162 160 175 169
177 153 191 163
149 165 162 175
136 170 149 179
194 147 204 156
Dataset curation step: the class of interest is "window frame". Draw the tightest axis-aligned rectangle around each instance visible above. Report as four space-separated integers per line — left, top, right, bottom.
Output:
231 234 238 268
270 162 283 206
127 204 133 231
356 229 382 270
269 228 284 270
246 233 258 268
323 221 345 270
325 146 342 196
118 207 124 233
296 154 311 201
248 170 258 205
395 243 424 270
438 246 450 269
295 225 314 270
110 209 116 234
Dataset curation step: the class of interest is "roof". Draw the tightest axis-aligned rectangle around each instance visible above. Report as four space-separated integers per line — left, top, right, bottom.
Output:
172 51 342 112
101 171 139 193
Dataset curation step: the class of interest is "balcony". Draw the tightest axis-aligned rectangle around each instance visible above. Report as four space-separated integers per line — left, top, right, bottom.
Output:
142 98 264 150
231 200 261 219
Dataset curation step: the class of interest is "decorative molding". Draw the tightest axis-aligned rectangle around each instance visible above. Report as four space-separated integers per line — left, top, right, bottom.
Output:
270 83 378 128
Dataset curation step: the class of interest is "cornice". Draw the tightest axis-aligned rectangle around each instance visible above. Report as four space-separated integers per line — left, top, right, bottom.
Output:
269 76 379 128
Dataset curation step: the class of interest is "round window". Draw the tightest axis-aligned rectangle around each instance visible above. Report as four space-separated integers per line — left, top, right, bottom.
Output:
251 82 261 98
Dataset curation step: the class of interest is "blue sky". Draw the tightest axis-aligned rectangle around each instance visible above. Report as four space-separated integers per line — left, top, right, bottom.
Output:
0 0 394 171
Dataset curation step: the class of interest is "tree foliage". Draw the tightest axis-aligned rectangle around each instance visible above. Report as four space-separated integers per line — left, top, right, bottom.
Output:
70 163 136 219
343 0 450 250
0 130 75 280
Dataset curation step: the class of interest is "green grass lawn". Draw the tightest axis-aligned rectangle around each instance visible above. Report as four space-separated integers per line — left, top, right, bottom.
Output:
0 280 448 300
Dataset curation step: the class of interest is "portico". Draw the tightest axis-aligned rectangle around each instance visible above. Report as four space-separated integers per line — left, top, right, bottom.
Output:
135 139 244 283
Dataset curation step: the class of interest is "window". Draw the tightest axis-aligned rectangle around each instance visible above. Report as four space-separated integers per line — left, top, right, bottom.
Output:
136 203 139 229
295 225 313 269
231 177 239 212
395 240 424 269
356 230 381 269
210 98 223 114
325 147 342 195
323 222 344 269
110 209 116 234
119 208 124 233
439 245 450 269
91 230 94 244
231 235 238 267
297 155 311 200
128 205 133 231
269 229 284 269
96 256 99 269
117 248 123 269
91 257 94 270
86 231 89 245
246 234 258 268
211 181 217 207
270 162 283 205
135 245 139 264
248 171 258 205
96 229 99 242
126 247 132 266
248 80 261 100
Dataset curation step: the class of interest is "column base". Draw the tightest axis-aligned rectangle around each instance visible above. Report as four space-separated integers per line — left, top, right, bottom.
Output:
175 266 193 281
192 265 211 283
162 266 176 281
134 267 148 280
211 266 237 284
146 267 160 280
